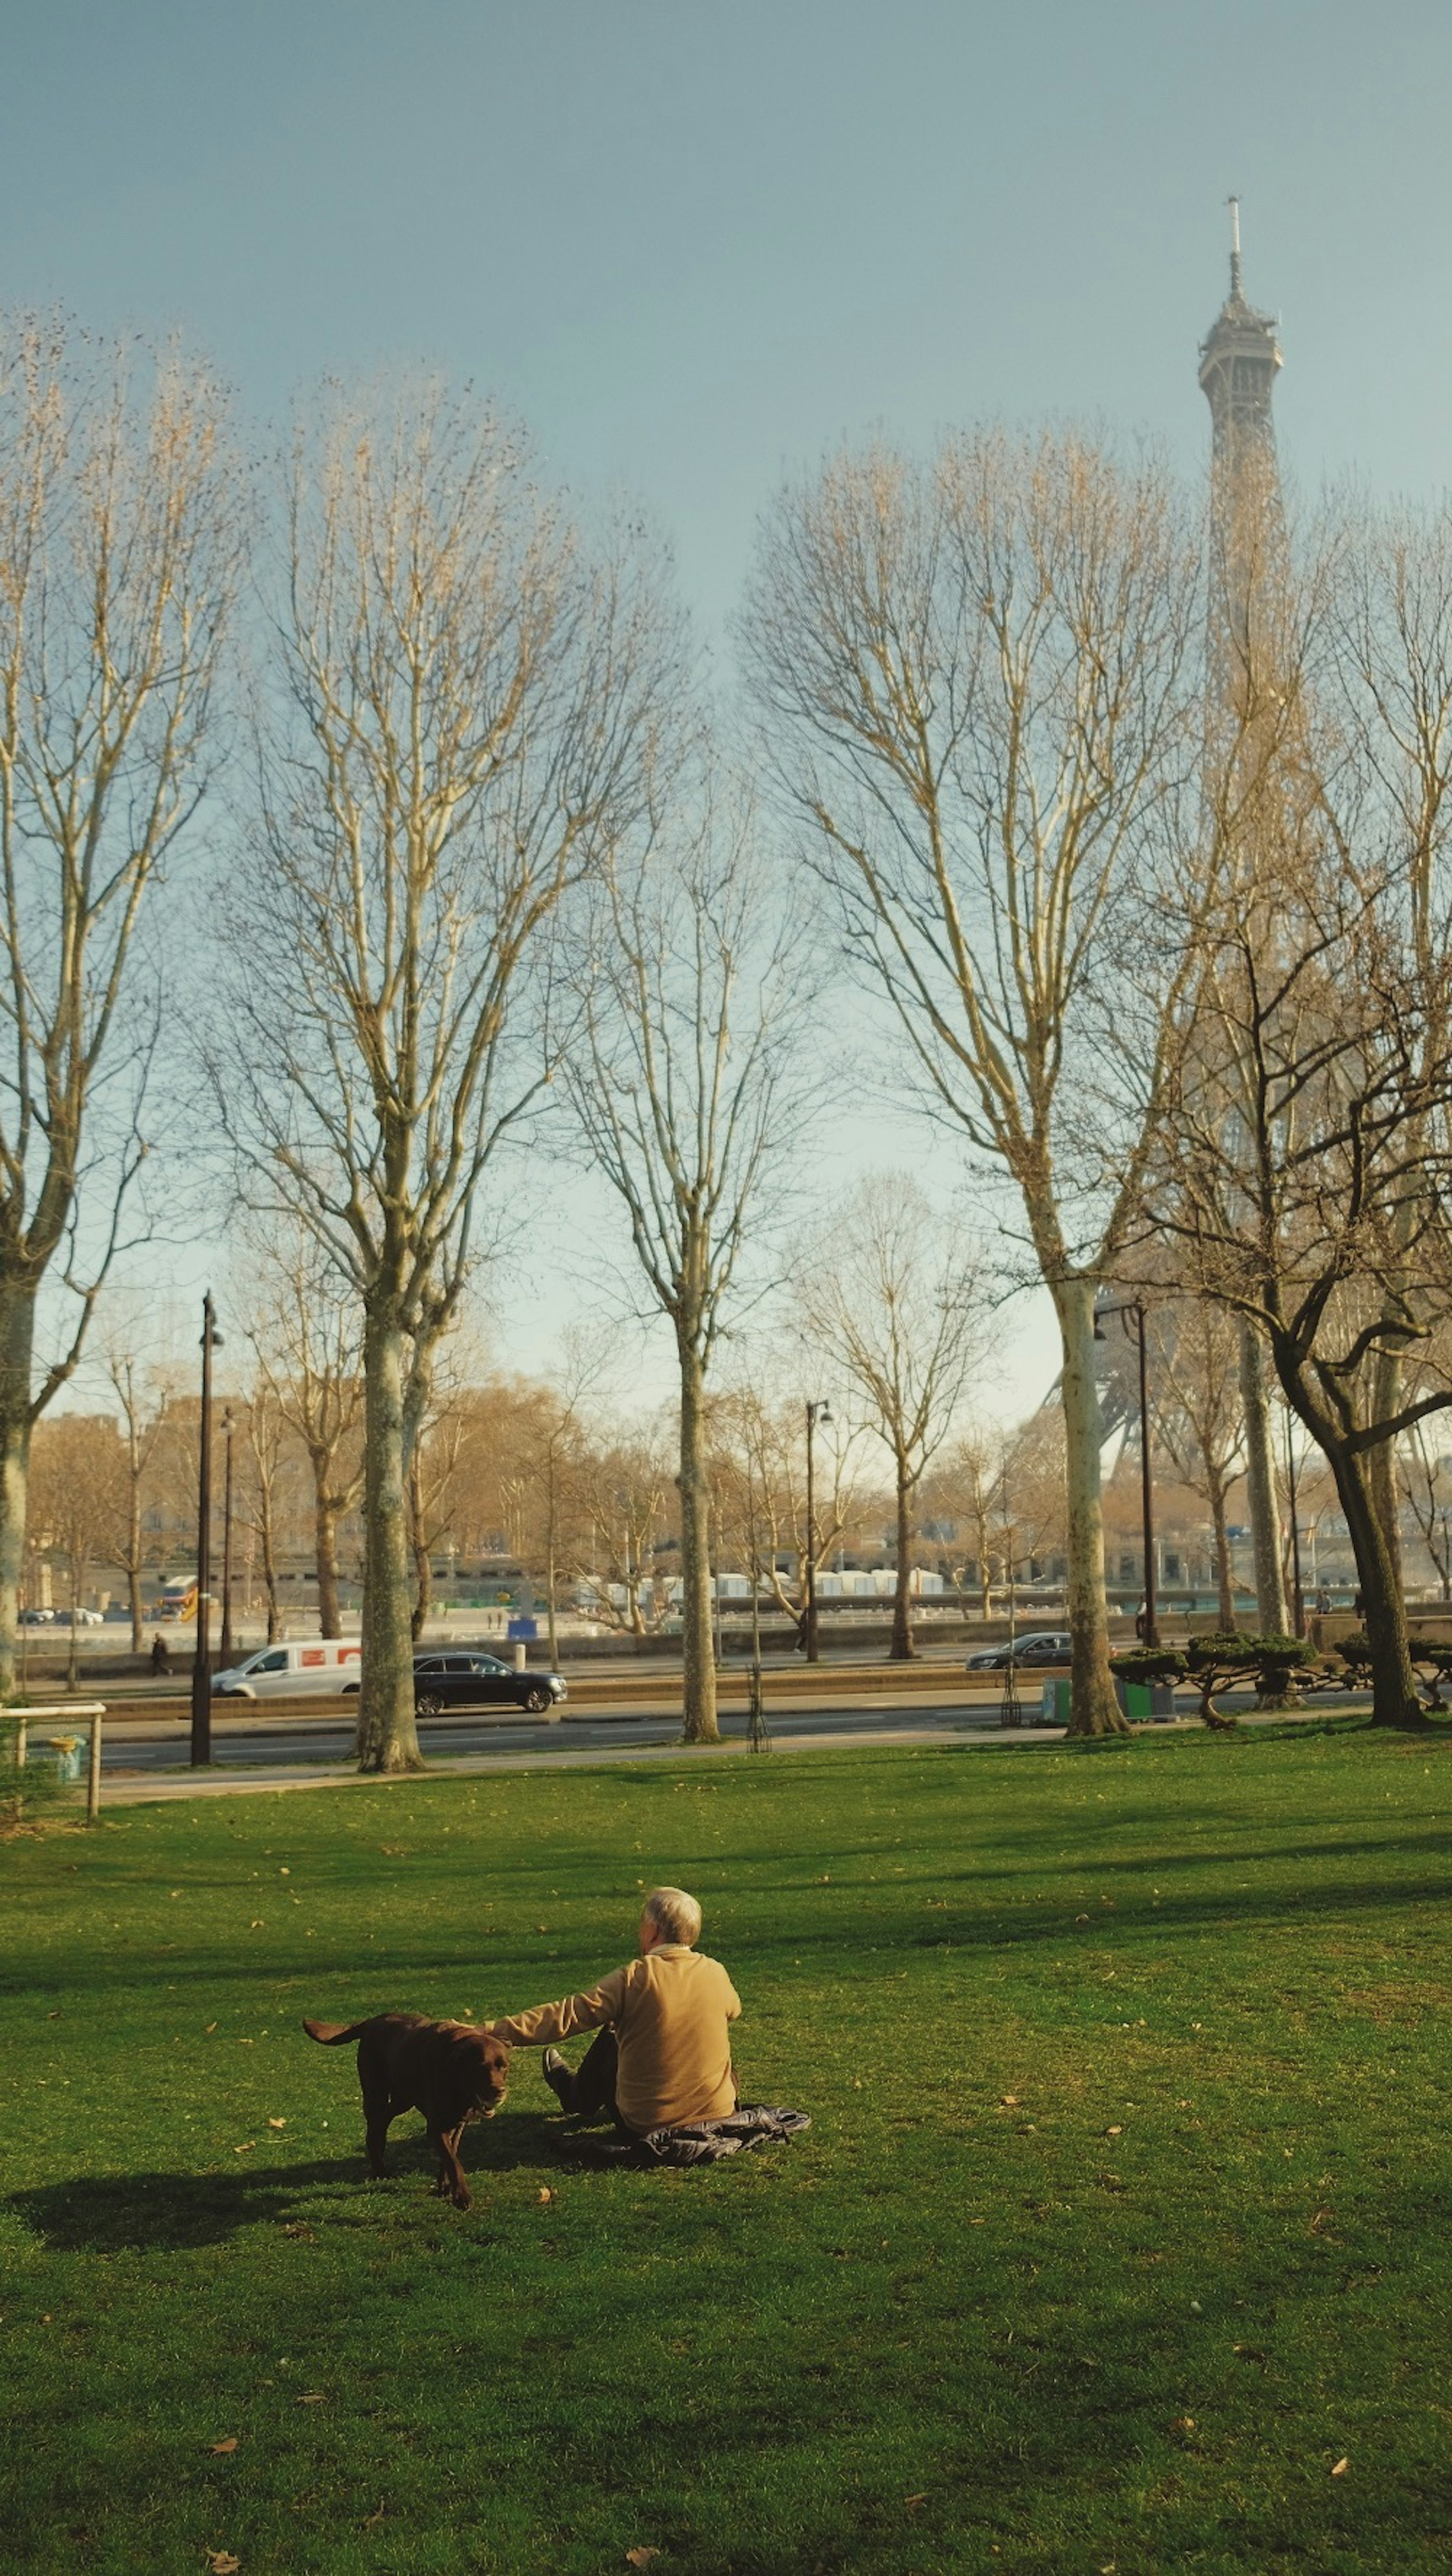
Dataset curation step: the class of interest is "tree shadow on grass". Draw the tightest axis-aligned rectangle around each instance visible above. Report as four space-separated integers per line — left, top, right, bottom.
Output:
9 2110 564 2252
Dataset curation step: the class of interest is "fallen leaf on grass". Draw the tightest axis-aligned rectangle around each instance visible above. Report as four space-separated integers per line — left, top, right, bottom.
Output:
537 2187 553 2203
998 2094 1020 2107
625 2552 661 2568
1331 2457 1348 2477
207 2556 240 2573
903 2493 928 2515
210 2438 239 2455
1171 2416 1195 2433
248 1920 264 1929
232 2142 255 2156
296 2392 326 2405
362 2503 385 2528
267 2118 286 2130
205 2022 218 2034
1105 2125 1124 2137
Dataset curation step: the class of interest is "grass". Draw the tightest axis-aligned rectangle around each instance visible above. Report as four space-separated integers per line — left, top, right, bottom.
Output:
2 1730 1450 2576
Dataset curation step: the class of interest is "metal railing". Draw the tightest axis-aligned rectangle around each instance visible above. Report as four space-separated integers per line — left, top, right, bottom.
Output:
5 1701 106 1823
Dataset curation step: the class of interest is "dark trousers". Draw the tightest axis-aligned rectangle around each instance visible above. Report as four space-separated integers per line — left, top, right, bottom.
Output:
550 2030 626 2126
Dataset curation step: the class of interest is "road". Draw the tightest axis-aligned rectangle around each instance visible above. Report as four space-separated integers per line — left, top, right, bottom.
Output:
97 1684 1032 1774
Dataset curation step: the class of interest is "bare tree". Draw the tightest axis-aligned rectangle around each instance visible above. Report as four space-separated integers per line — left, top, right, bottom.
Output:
745 431 1205 1733
220 378 669 1770
1154 497 1452 1721
796 1174 982 1657
103 1350 173 1650
405 1340 472 1640
514 1331 608 1667
245 1232 364 1639
1398 1415 1452 1602
921 1423 1003 1614
570 1431 675 1635
28 1412 127 1687
560 775 806 1740
1157 836 1452 1723
0 320 238 1695
1145 1298 1248 1632
709 1383 866 1636
1330 506 1452 1596
241 1376 287 1644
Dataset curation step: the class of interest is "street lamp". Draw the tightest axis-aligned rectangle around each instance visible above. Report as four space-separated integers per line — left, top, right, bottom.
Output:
1095 1297 1158 1649
804 1399 832 1664
190 1294 223 1767
219 1406 236 1666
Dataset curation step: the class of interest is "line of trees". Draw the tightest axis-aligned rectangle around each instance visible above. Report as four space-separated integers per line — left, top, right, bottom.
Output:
6 313 1452 1757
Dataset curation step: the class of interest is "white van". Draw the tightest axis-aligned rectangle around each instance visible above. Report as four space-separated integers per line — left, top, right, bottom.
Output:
213 1640 362 1700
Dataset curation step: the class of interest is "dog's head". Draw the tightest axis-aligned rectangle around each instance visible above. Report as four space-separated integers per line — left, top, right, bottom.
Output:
454 2027 511 2116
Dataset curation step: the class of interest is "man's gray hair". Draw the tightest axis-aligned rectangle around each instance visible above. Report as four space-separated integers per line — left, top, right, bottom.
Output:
644 1885 702 1946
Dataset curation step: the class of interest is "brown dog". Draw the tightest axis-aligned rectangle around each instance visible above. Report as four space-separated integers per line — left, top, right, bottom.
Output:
303 2013 510 2208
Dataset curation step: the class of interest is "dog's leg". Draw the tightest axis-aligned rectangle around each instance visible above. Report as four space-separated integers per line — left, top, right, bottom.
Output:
358 2055 394 2179
430 2120 472 2210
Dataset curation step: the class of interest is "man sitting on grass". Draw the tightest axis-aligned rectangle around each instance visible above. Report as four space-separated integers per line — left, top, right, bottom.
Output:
485 1886 741 2135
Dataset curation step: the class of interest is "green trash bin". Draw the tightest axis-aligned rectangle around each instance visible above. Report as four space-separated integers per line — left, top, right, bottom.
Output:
1041 1678 1071 1725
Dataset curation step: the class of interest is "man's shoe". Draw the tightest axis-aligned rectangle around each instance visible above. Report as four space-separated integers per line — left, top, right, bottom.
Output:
541 2047 572 2111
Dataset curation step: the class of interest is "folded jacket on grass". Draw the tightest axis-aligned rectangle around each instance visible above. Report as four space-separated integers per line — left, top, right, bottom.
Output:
559 2104 811 2168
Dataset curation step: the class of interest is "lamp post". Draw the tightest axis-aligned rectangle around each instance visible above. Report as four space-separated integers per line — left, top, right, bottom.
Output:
804 1399 831 1663
190 1293 223 1767
219 1407 235 1666
1095 1298 1157 1649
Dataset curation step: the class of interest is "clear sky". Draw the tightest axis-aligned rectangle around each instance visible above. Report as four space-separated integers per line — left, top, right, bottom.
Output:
9 0 1451 1412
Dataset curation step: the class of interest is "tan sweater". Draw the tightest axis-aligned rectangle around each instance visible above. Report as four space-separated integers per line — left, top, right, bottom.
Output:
487 1944 742 2133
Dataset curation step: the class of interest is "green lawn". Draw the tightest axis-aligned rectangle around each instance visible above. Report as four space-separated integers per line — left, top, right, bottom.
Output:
2 1729 1449 2575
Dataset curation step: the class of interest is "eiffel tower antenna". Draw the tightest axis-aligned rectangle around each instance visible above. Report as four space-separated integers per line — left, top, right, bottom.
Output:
1228 194 1242 295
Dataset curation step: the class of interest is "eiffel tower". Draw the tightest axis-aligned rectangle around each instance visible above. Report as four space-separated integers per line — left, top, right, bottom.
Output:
1198 197 1281 477
1197 199 1291 1636
1199 198 1284 686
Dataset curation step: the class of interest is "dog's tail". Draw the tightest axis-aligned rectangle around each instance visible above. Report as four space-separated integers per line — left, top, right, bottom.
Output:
302 2016 369 2045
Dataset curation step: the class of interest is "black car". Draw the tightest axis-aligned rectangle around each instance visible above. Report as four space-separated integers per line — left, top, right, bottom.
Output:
965 1630 1072 1672
411 1652 567 1717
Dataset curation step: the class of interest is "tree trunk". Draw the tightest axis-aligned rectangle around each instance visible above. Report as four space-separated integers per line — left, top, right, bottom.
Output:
677 1340 719 1743
1208 1474 1235 1631
409 1450 432 1645
126 1504 143 1649
1331 1440 1421 1726
545 1461 560 1671
258 1493 281 1644
1054 1276 1127 1736
0 1279 37 1701
315 1492 342 1638
889 1463 915 1659
356 1294 423 1773
67 1556 80 1691
1239 1320 1289 1633
1367 1346 1404 1607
